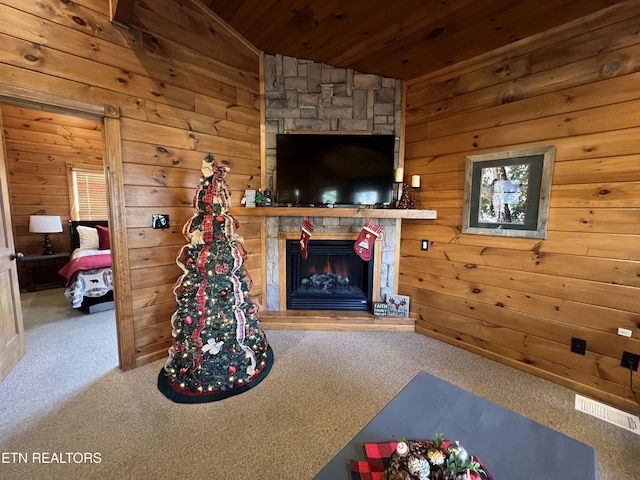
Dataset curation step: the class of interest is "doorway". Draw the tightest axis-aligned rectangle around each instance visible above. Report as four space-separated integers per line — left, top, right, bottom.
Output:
0 89 133 378
0 101 118 372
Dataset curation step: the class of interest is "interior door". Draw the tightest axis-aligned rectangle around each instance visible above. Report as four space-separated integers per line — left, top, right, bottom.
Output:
0 108 25 382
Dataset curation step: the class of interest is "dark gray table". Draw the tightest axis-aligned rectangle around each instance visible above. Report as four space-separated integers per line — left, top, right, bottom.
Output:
313 371 597 479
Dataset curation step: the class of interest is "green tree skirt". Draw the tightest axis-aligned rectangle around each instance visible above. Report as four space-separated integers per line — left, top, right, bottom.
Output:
157 345 274 404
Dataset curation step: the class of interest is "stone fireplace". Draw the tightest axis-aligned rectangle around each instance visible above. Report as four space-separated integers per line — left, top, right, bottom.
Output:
262 55 403 312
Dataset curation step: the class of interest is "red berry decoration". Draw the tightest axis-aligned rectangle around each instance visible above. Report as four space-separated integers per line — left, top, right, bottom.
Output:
184 316 192 325
216 215 224 222
228 365 236 374
220 289 228 297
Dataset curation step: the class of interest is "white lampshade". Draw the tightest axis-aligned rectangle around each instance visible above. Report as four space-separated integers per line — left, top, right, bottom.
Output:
29 215 63 234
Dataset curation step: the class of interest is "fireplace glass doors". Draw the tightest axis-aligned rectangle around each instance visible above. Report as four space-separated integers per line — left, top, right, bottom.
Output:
285 240 374 311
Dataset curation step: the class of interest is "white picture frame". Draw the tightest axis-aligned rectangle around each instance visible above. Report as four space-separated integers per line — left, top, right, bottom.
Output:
386 294 410 318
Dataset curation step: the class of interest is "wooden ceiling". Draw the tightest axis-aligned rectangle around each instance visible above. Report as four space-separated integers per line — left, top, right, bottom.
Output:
202 0 623 80
112 0 626 80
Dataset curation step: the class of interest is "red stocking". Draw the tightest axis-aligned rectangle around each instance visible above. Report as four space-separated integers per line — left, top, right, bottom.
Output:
354 219 383 261
299 217 314 260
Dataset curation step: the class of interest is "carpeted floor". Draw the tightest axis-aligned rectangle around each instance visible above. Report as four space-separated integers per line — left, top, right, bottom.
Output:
0 288 638 479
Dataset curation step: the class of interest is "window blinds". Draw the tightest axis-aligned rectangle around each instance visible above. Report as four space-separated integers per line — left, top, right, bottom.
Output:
72 168 108 220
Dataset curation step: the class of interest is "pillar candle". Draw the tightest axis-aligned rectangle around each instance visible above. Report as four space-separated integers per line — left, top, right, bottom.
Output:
411 175 421 188
394 167 404 182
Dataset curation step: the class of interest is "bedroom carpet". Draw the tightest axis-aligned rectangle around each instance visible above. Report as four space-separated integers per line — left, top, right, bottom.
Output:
0 288 638 479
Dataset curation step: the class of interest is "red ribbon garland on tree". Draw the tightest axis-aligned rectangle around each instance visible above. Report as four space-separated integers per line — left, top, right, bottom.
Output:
189 244 211 377
221 213 259 373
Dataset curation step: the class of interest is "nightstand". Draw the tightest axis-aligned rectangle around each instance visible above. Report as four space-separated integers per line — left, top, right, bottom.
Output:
17 252 70 292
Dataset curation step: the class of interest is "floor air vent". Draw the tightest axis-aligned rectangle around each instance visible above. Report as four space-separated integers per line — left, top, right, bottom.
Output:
575 394 639 434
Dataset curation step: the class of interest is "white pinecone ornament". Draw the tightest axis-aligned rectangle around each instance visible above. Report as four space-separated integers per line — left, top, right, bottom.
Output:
385 441 432 480
407 455 431 479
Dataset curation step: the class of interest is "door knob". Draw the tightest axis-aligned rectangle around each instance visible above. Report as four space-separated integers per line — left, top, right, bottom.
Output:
9 252 24 261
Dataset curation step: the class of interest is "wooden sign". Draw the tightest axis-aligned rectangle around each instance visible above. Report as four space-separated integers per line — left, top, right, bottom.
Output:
373 302 388 317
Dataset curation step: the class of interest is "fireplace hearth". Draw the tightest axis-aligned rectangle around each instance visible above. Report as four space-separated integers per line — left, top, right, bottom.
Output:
286 240 374 311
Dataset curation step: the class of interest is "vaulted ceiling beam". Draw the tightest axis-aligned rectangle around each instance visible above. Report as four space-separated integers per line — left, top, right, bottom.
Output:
110 0 136 25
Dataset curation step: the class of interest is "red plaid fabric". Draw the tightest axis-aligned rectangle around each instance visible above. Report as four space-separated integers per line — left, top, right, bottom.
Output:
350 441 494 480
364 441 397 473
349 460 375 480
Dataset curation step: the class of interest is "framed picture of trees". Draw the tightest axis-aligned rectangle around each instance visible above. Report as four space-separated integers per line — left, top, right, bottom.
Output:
462 145 555 239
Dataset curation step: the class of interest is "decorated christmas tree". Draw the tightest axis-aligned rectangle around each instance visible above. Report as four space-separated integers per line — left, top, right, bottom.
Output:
158 154 273 403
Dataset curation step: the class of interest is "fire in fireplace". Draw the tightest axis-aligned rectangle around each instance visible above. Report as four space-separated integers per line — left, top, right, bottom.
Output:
286 240 374 311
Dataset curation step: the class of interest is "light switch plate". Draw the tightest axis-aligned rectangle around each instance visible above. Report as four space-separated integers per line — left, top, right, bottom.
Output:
421 240 429 251
152 214 170 229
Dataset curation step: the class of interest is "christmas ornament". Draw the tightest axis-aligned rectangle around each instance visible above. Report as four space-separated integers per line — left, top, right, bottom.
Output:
427 448 446 466
215 263 229 274
190 229 205 245
354 218 383 261
447 441 468 462
228 365 237 374
386 440 430 480
202 339 223 355
201 160 214 177
299 216 314 260
407 455 431 480
396 442 409 456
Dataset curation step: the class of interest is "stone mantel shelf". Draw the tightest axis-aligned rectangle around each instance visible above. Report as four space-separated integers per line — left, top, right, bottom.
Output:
229 207 437 219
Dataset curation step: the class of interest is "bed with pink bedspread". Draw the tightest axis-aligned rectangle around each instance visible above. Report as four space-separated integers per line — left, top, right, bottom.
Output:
58 220 114 312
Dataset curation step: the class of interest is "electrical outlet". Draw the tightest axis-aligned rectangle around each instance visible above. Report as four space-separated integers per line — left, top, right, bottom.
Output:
571 337 586 355
421 240 429 251
621 351 639 371
617 327 632 337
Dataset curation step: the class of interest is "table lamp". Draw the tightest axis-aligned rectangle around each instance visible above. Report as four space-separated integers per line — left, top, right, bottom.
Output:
29 215 63 255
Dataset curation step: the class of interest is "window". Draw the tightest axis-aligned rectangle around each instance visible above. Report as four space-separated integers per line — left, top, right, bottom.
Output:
69 167 108 220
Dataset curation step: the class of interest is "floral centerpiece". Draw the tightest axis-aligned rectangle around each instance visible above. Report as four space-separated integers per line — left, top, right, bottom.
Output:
383 434 488 480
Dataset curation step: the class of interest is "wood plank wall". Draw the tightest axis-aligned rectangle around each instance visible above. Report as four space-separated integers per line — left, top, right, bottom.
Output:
0 0 262 367
2 104 103 255
402 5 640 414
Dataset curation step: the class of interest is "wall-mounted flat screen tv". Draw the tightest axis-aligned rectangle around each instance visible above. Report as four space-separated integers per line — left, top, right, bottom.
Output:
276 133 395 206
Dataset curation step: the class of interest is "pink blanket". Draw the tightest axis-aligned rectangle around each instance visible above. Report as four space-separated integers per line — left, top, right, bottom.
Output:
58 254 112 287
